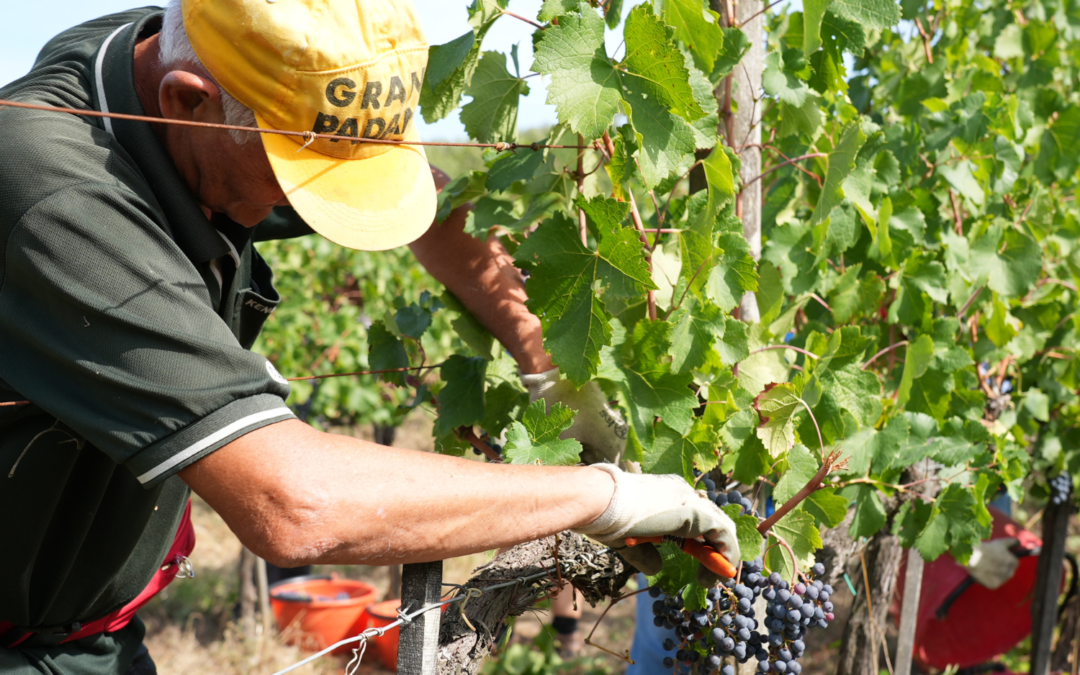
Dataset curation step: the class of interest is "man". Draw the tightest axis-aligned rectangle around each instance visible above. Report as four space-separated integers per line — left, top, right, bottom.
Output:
0 1 739 673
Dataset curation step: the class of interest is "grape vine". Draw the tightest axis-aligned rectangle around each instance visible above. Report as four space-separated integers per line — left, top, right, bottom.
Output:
253 0 1080 662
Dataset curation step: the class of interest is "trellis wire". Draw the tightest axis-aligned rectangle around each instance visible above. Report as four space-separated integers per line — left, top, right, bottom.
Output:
0 99 596 152
269 568 556 675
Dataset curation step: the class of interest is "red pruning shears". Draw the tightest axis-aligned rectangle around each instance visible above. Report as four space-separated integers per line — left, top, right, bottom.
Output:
624 535 738 579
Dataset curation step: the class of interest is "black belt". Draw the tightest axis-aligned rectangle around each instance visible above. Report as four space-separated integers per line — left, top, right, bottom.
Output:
1 622 82 649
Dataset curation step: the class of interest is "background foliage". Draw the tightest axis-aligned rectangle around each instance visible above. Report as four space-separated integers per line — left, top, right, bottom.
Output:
254 0 1080 608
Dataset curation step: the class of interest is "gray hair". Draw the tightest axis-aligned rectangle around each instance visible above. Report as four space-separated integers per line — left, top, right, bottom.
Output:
159 0 259 144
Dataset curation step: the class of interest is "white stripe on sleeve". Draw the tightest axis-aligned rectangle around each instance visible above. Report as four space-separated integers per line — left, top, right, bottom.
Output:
93 23 132 137
136 407 294 484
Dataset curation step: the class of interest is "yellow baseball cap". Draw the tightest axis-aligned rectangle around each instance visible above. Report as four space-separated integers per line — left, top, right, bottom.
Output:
181 0 437 251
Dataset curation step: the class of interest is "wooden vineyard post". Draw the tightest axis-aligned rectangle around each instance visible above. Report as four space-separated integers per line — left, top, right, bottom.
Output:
732 0 763 323
894 549 924 675
397 561 443 675
1031 498 1073 675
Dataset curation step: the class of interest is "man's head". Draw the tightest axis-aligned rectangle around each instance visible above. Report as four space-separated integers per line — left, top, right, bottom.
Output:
147 0 437 247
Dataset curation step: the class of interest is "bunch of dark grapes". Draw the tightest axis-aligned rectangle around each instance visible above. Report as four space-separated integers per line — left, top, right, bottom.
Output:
1050 473 1072 505
696 475 758 518
650 561 834 674
471 432 503 457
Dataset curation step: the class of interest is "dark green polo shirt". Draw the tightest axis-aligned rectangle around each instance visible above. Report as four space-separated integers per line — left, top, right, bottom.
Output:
0 6 315 656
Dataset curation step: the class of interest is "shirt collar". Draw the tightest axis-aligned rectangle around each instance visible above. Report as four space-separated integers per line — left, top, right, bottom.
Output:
95 12 230 266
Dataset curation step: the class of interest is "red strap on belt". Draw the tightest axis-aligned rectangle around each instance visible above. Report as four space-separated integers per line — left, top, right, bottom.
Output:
1 499 196 646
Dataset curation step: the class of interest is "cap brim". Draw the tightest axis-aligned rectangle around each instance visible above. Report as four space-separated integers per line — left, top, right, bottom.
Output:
257 112 437 251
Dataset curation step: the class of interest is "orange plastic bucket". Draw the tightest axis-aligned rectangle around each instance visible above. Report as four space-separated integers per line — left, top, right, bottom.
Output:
269 575 379 655
357 599 401 669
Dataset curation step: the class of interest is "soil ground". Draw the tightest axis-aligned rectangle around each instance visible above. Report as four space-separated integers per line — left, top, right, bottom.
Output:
139 412 859 675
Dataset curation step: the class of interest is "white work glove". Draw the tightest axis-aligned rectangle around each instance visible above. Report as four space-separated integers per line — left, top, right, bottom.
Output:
574 463 740 585
965 537 1019 589
520 368 628 466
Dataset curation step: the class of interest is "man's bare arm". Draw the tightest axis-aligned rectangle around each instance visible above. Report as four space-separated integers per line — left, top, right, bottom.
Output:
409 168 554 375
178 419 613 567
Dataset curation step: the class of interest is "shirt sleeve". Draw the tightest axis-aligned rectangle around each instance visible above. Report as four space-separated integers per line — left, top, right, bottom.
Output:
0 183 295 488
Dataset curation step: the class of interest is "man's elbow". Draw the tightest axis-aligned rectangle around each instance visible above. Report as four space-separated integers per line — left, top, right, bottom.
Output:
229 487 347 567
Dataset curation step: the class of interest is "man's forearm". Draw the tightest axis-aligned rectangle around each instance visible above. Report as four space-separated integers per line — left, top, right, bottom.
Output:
409 177 554 374
180 419 612 566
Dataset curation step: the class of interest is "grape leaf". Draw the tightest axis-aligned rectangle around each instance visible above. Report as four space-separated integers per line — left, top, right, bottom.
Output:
829 0 901 30
605 0 624 28
647 419 718 480
368 321 409 386
505 400 583 465
533 8 622 139
896 333 934 407
663 0 726 72
970 223 1042 298
756 263 785 324
538 0 579 21
601 321 699 442
869 414 913 474
830 264 885 323
720 408 757 451
849 484 887 538
722 504 766 561
730 433 769 485
718 315 750 365
482 381 529 437
1035 105 1080 184
763 51 811 106
515 213 655 384
621 84 698 188
434 355 488 436
442 292 496 359
669 297 726 375
754 382 803 457
778 95 827 139
706 232 760 312
486 142 546 191
766 510 822 581
648 540 700 600
420 13 499 125
804 0 831 54
811 122 865 225
464 196 516 237
426 31 476 93
712 27 751 79
938 161 985 207
701 145 739 217
576 195 631 233
805 489 849 528
605 126 636 200
622 6 707 123
906 367 955 422
890 250 949 325
774 444 819 504
461 51 529 143
822 10 868 55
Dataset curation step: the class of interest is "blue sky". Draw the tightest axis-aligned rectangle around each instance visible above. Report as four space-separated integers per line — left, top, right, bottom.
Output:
0 0 640 140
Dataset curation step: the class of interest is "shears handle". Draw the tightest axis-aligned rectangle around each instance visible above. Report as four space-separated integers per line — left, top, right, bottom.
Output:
624 536 738 579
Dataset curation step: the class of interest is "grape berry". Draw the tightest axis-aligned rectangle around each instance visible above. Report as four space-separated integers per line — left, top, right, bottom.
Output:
1050 473 1072 506
649 560 833 674
696 474 758 518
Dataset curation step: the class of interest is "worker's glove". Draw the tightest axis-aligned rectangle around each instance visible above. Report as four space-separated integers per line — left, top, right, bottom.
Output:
965 537 1020 590
573 463 740 585
520 368 627 466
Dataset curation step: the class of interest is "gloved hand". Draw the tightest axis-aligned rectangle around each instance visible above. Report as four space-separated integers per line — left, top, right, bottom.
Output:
520 368 627 466
965 537 1019 589
573 463 740 585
